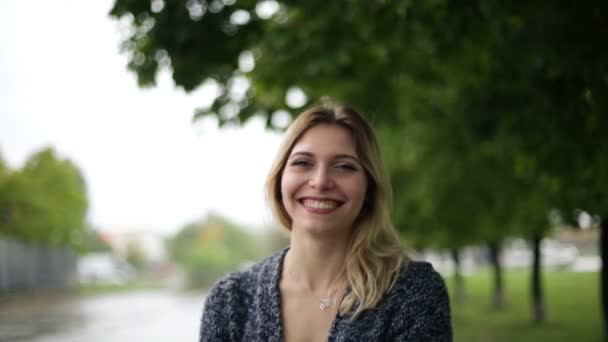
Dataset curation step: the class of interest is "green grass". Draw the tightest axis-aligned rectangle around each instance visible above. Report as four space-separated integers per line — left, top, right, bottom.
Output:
76 278 166 295
76 282 144 295
448 269 602 342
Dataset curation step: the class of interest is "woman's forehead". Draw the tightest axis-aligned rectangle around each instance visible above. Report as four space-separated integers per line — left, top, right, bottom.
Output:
290 124 357 156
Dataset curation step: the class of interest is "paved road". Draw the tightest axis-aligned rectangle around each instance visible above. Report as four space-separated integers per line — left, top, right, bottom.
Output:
0 290 205 342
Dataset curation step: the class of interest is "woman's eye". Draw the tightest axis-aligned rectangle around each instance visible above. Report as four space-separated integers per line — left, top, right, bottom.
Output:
291 160 311 167
337 164 357 171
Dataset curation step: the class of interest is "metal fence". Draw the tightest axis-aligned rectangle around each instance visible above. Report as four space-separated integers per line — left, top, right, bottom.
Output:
0 238 76 294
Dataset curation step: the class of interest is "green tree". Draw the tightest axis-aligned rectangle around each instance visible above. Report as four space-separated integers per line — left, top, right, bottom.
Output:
0 153 9 228
83 227 113 253
125 238 146 270
170 213 261 287
110 0 608 330
0 147 88 248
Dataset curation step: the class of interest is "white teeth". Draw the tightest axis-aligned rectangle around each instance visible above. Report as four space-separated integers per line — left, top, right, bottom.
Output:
302 199 339 210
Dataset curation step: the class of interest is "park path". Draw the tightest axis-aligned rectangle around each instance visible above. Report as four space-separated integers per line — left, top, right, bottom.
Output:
0 290 204 342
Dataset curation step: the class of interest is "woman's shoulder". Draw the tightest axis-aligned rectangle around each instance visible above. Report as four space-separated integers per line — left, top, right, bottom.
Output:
388 260 449 303
398 260 444 284
381 260 452 340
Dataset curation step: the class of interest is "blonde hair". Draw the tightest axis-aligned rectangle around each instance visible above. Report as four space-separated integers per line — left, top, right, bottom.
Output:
266 102 408 318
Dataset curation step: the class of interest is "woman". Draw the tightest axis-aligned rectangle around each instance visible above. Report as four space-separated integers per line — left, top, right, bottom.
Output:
200 104 452 341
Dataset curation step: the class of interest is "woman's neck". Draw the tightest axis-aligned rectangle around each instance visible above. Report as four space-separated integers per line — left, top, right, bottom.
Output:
283 230 349 292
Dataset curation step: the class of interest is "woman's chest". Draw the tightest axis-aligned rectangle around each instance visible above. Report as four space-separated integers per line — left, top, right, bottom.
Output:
281 294 338 342
241 300 391 342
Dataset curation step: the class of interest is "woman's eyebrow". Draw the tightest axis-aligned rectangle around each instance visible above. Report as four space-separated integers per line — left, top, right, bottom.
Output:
289 151 360 162
334 154 360 163
289 151 313 159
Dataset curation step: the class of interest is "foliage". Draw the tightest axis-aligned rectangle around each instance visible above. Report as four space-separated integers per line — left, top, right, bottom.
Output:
262 225 290 253
125 237 147 269
170 213 262 287
83 228 113 253
0 147 88 249
110 1 607 246
110 1 608 328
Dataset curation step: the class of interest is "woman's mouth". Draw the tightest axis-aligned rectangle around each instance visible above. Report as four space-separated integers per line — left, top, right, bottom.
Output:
299 198 343 213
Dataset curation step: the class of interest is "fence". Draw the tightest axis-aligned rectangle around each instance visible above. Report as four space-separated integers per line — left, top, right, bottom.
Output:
0 238 76 294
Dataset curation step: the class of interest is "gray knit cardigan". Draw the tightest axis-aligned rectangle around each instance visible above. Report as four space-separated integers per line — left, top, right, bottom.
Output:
199 248 452 341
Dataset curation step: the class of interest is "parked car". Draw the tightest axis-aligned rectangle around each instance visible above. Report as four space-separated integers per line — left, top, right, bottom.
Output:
503 239 579 269
77 252 135 285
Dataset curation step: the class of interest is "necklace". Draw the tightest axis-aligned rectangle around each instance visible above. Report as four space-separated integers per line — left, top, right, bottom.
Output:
318 272 343 311
319 296 335 310
283 252 344 311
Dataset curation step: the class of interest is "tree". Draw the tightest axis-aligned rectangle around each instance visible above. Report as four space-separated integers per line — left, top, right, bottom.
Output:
83 227 113 253
110 0 608 330
125 238 146 270
0 153 9 228
170 213 261 287
0 147 88 248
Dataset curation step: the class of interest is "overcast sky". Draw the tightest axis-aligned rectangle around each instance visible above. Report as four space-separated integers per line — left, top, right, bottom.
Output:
0 0 285 236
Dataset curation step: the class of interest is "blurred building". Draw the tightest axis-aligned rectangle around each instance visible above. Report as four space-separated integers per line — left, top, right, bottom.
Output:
100 228 168 265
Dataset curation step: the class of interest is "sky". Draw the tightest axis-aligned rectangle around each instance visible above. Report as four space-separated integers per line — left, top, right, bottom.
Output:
0 0 285 236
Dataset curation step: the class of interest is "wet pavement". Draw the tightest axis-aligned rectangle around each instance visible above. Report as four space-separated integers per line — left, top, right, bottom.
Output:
0 290 205 342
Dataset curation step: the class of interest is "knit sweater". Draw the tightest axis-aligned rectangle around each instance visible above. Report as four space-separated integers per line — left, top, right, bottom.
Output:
199 248 452 341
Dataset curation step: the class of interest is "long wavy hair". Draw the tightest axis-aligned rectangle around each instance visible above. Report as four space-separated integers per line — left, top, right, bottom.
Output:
266 102 408 318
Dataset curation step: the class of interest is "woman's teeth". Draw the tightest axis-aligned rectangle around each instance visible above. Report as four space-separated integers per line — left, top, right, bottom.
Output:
302 199 340 209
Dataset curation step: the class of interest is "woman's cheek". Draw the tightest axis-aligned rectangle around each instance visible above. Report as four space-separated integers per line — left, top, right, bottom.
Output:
280 174 296 213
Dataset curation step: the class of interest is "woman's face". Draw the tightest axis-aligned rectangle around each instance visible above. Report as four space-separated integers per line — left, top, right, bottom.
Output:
280 124 368 237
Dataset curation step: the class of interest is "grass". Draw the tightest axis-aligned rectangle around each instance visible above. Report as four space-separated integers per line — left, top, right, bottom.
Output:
448 269 602 342
76 278 166 296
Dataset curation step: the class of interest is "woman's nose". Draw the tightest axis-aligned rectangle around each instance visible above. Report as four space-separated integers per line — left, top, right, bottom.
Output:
309 167 334 190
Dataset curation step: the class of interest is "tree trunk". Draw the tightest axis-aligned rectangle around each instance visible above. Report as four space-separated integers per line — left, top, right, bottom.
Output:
451 248 466 302
601 217 608 342
488 241 506 309
531 234 546 324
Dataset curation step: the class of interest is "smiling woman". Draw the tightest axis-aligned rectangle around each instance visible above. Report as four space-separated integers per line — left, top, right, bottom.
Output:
199 103 452 341
280 124 368 239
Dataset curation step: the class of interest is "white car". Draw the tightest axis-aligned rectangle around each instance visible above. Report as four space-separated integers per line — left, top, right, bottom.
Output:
77 252 135 285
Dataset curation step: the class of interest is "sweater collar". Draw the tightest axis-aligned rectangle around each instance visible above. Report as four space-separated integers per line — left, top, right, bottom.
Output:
257 247 289 341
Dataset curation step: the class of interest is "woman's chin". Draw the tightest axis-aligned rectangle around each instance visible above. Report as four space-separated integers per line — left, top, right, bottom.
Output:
292 220 350 239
